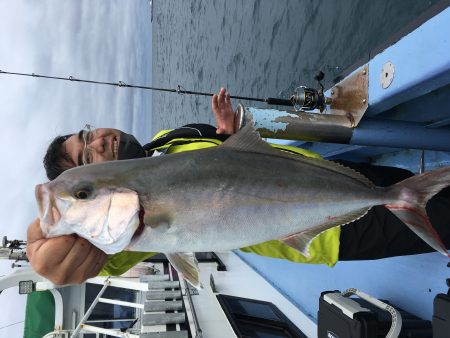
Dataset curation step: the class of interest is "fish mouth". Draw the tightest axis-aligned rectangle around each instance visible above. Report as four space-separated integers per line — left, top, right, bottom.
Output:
35 183 60 235
35 184 46 221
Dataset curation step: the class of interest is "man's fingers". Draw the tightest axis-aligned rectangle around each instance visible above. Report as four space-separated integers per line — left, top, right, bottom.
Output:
212 94 218 112
225 92 231 104
28 239 76 283
57 236 103 275
26 217 107 285
26 218 47 260
218 87 226 105
70 245 107 283
84 250 108 280
27 218 45 244
213 87 235 134
47 238 105 285
27 218 78 265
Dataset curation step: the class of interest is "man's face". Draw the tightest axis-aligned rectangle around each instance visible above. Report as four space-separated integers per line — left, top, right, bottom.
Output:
64 128 122 167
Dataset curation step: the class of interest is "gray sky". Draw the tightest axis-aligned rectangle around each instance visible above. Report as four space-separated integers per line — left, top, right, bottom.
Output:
0 0 152 335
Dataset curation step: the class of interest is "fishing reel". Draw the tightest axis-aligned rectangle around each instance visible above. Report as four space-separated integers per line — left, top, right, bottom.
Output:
290 71 333 112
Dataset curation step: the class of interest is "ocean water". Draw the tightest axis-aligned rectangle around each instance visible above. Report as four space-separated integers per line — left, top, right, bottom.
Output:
151 0 440 134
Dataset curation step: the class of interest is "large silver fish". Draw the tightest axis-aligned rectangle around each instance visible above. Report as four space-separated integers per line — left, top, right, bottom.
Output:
35 125 450 287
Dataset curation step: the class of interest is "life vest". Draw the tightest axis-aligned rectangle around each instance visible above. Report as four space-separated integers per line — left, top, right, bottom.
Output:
100 125 341 276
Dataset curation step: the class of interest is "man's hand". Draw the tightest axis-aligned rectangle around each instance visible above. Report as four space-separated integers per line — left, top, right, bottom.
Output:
212 87 236 135
27 218 107 285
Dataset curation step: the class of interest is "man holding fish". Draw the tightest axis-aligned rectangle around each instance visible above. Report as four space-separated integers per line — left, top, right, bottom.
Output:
27 88 450 287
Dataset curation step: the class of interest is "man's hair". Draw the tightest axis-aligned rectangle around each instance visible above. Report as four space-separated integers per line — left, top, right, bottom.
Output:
43 135 74 180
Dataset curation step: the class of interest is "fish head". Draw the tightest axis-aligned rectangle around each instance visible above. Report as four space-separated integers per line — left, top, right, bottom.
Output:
35 176 141 254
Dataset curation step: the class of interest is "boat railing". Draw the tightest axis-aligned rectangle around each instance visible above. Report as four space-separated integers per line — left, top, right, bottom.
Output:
184 280 203 338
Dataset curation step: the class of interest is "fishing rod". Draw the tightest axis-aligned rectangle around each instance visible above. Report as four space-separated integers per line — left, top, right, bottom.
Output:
0 69 331 111
0 69 292 105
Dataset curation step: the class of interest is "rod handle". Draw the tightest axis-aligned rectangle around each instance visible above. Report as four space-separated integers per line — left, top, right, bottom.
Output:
265 97 293 106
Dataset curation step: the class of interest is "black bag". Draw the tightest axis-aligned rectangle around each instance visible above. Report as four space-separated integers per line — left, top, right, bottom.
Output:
318 289 432 338
433 293 450 337
432 264 450 338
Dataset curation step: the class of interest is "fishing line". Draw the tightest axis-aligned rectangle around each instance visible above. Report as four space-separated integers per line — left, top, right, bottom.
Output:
0 321 24 331
0 69 294 107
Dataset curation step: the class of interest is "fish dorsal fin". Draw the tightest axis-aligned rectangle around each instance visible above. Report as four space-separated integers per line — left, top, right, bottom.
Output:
282 207 371 257
299 157 375 188
223 124 374 188
166 252 203 289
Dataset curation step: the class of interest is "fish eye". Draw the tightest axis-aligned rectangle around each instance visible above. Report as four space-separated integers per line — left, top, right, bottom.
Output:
74 188 92 200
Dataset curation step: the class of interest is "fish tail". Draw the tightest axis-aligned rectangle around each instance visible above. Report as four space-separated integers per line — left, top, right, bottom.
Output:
385 166 450 257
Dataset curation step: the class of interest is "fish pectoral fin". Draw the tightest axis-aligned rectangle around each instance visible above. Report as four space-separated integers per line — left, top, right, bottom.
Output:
282 207 371 257
281 231 320 258
166 252 202 290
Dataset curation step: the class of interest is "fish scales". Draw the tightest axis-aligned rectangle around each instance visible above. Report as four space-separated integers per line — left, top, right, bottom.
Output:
127 147 387 253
